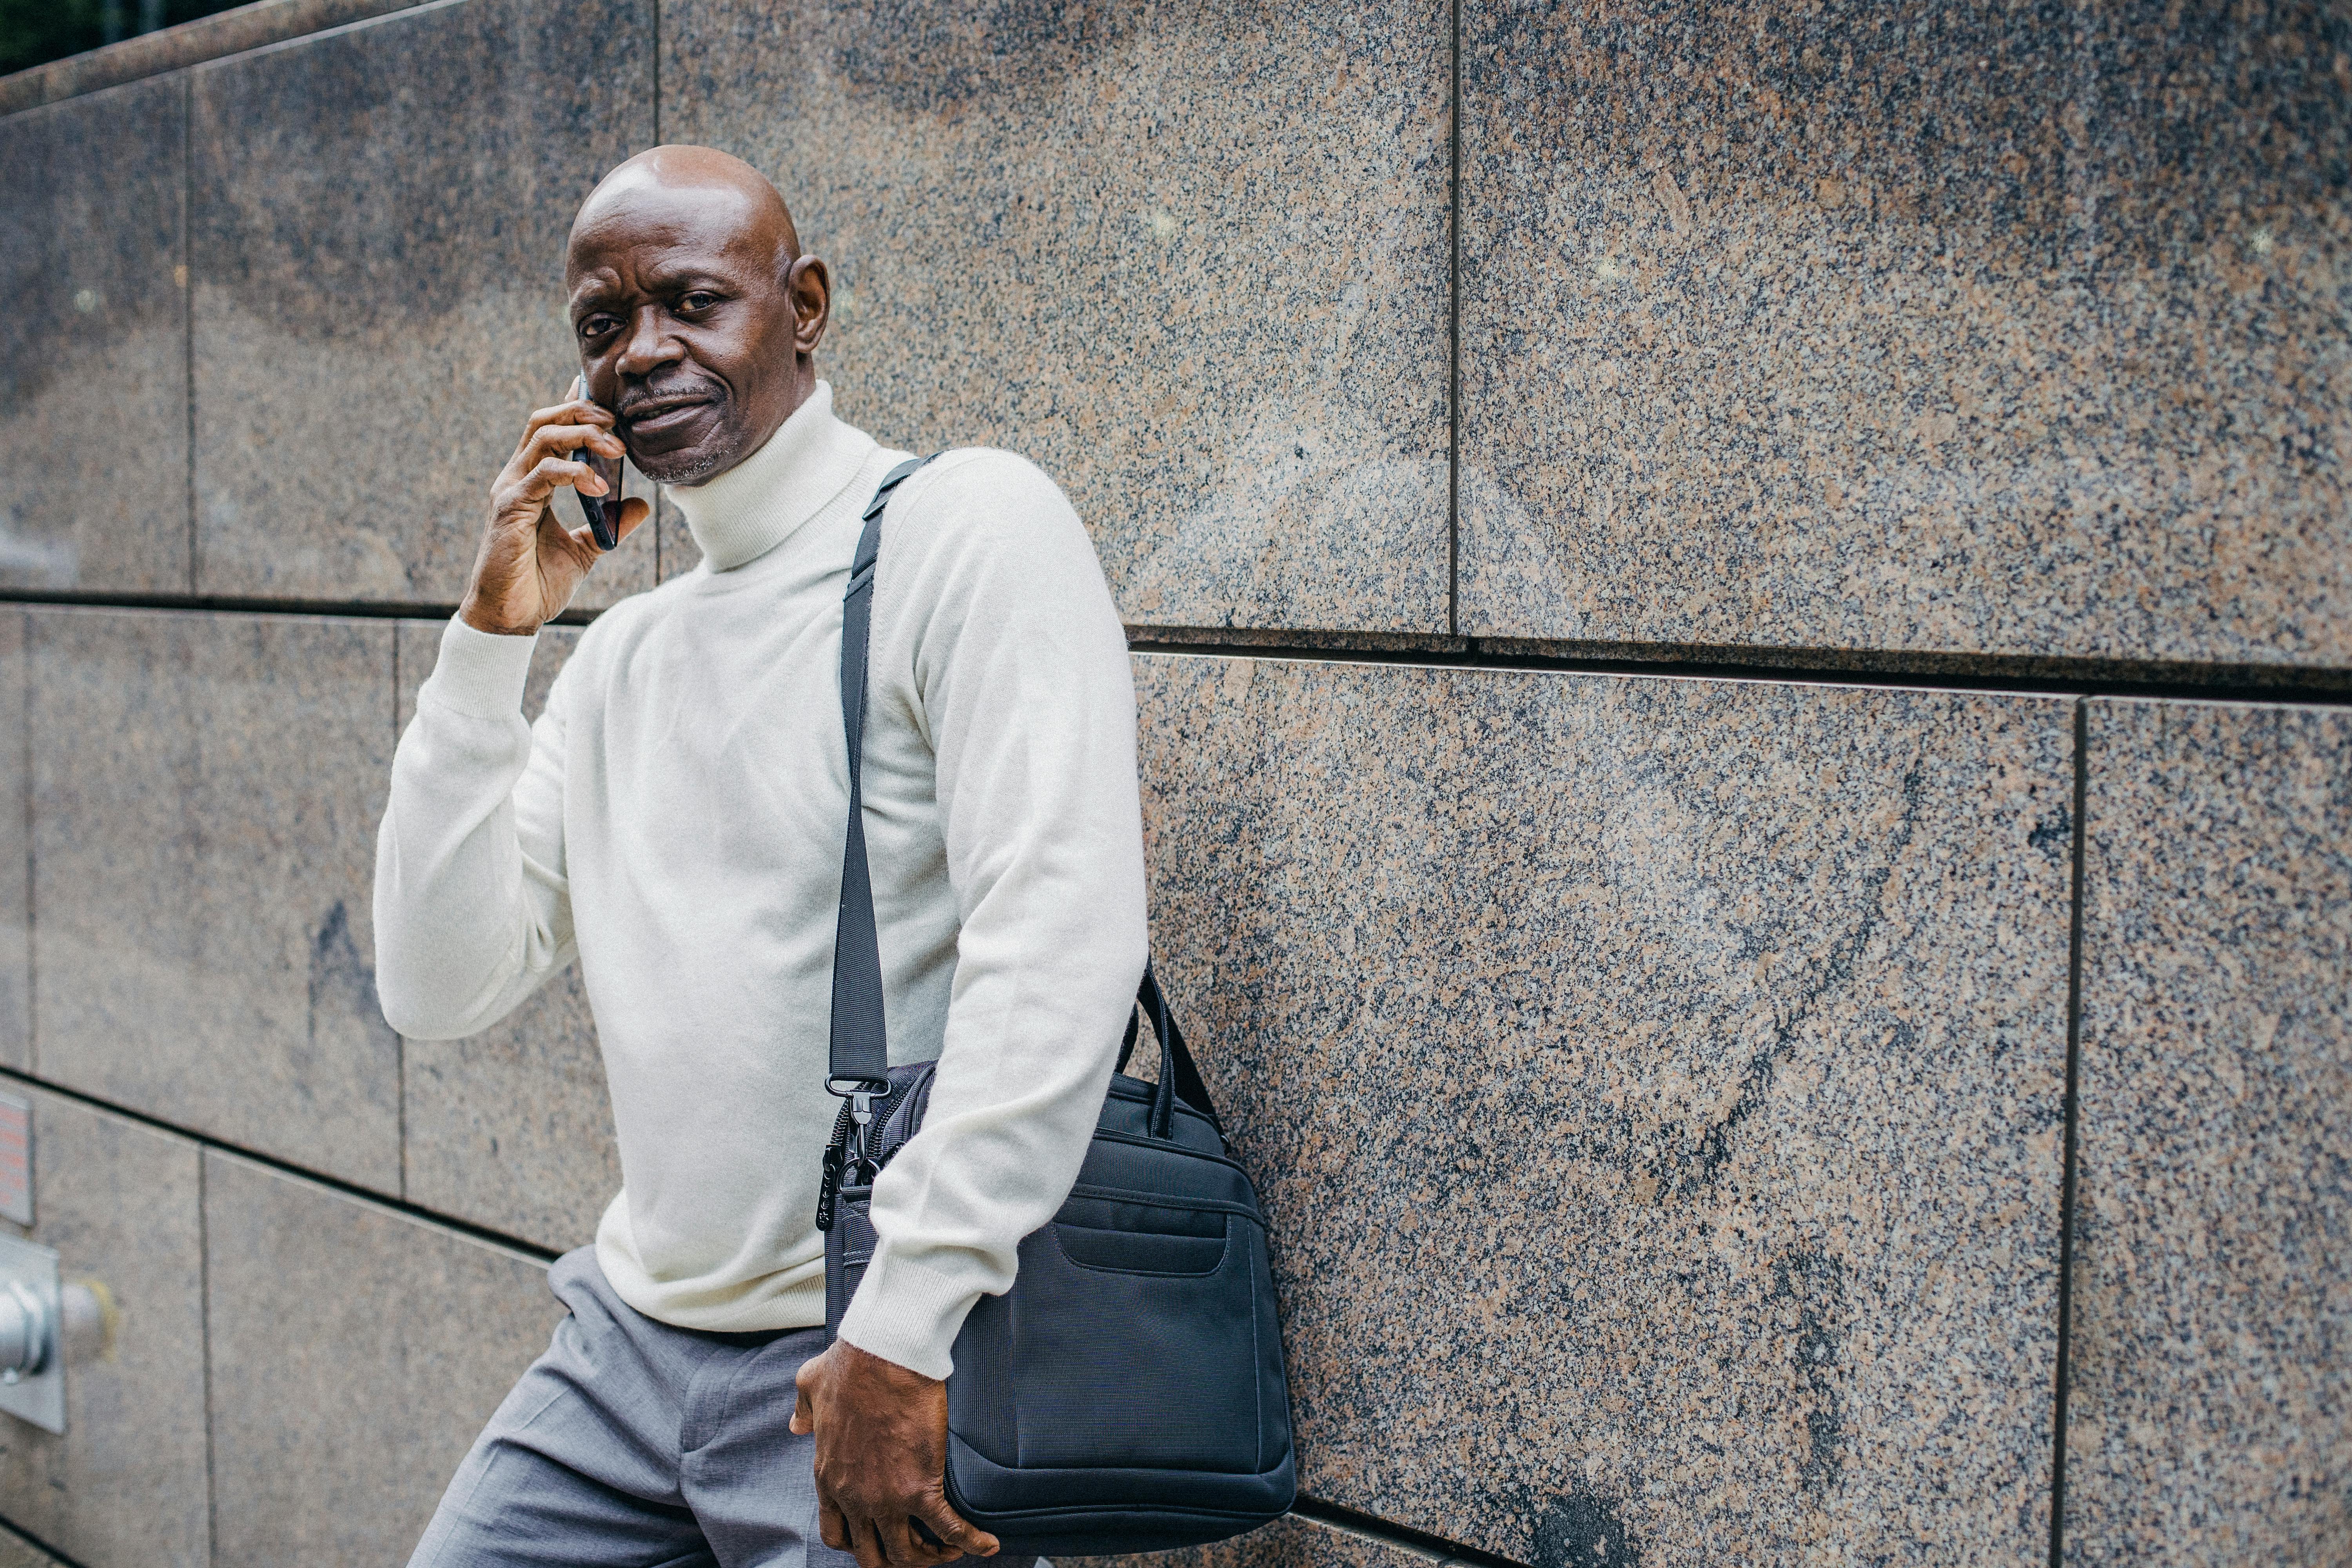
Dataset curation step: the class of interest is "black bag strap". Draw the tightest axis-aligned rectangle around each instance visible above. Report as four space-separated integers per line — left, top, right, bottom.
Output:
828 456 1221 1142
828 456 933 1093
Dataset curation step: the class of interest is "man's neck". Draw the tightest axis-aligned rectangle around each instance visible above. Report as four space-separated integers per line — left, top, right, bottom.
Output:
666 380 873 572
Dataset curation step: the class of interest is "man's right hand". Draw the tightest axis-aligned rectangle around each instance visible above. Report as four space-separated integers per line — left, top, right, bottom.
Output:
459 394 651 636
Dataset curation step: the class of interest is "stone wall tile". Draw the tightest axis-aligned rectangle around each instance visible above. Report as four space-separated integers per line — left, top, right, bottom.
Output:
0 612 24 1073
1459 0 2350 671
0 1091 208 1568
2065 0 2352 671
659 0 1452 632
30 609 399 1190
0 76 189 594
1134 654 2075 1562
0 1528 65 1568
2064 699 2352 1564
394 620 618 1250
189 0 656 607
203 1151 557 1566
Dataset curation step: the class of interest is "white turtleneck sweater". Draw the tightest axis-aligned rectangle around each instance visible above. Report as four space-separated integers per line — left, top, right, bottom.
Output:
373 383 1148 1377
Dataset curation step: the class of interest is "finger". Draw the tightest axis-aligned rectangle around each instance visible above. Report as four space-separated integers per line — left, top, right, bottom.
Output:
554 512 639 559
848 1514 887 1568
612 495 651 543
880 1512 952 1568
510 455 594 506
913 1492 998 1559
790 1368 815 1436
521 421 626 470
817 1497 849 1551
520 397 616 438
900 1514 962 1566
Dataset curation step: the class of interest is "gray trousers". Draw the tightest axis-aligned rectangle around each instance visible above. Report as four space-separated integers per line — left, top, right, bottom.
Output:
408 1247 870 1568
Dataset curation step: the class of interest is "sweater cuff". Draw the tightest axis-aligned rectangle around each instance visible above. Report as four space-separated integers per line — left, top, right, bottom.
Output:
423 615 538 722
835 1249 983 1381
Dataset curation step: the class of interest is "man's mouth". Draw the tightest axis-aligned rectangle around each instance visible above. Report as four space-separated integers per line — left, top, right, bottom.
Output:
621 393 717 438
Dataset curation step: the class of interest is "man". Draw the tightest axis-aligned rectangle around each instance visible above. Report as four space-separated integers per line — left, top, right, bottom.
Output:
374 145 1147 1567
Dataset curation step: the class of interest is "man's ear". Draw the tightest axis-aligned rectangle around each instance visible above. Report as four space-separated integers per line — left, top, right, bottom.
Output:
787 255 831 358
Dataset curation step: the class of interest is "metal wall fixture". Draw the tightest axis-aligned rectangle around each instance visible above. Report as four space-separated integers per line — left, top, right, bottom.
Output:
0 1231 111 1436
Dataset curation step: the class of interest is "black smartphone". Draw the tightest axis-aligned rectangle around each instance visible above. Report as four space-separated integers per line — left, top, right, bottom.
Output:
573 374 624 552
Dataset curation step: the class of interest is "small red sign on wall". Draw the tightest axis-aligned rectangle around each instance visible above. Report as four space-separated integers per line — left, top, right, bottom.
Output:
0 1093 29 1228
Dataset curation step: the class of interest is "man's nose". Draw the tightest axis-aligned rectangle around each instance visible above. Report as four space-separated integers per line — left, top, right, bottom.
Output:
615 305 683 378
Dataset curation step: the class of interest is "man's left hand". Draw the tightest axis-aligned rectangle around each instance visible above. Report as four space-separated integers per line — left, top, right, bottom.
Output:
792 1340 1000 1566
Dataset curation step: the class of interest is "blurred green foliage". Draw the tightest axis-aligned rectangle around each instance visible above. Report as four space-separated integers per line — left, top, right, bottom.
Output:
1 0 251 77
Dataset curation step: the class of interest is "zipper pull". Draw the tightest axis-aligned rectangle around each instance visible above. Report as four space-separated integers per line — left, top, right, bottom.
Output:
817 1142 843 1231
816 1100 856 1231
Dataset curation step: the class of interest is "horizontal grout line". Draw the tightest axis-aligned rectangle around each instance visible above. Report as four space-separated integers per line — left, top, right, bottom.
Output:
0 1066 563 1266
1132 632 2352 706
0 588 595 627
1293 1495 1530 1568
0 1509 93 1568
3 590 2345 706
0 0 439 117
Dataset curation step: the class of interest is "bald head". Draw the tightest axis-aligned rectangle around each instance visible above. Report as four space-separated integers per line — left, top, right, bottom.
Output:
570 146 801 275
564 145 830 485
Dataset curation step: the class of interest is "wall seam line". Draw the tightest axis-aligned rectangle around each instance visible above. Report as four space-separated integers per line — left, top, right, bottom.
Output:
1130 636 2352 708
1445 0 1462 638
1292 1494 1528 1568
0 592 2347 705
182 68 197 595
0 1511 95 1568
20 610 33 1079
200 1142 219 1568
0 1066 562 1265
2046 696 2092 1567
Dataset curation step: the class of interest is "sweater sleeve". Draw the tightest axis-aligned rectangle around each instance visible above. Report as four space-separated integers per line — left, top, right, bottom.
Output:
373 615 577 1042
835 452 1150 1379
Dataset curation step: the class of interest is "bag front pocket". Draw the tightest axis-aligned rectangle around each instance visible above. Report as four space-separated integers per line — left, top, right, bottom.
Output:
1049 1191 1229 1276
999 1199 1266 1475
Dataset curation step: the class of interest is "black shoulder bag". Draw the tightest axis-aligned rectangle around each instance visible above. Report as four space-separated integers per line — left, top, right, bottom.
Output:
815 457 1297 1554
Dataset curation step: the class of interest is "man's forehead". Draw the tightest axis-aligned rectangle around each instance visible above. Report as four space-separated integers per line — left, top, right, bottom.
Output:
566 194 781 289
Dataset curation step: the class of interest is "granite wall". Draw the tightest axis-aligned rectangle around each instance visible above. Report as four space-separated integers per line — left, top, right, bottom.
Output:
0 1 2343 1565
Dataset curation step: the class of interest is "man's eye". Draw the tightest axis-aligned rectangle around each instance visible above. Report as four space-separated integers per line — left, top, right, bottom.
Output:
578 315 619 338
679 292 719 312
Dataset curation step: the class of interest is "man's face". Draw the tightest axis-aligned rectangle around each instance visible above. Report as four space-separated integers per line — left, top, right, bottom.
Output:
564 181 823 486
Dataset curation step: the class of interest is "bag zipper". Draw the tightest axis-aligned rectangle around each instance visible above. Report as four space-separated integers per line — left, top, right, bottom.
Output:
816 1071 924 1230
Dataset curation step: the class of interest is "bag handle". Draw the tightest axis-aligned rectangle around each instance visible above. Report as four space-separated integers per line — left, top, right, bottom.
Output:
829 457 1219 1145
1132 960 1222 1140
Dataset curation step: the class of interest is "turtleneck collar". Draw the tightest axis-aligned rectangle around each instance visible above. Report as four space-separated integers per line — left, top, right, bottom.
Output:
665 381 877 573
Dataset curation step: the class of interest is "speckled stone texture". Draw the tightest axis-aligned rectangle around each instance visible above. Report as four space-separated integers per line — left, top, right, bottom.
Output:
1065 1513 1429 1568
188 0 656 606
0 1091 208 1568
29 609 399 1190
0 1530 62 1568
0 75 188 594
1133 654 2074 1564
659 0 1451 632
0 612 24 1073
1458 0 2350 671
2063 699 2352 1564
396 620 619 1250
204 1151 559 1567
